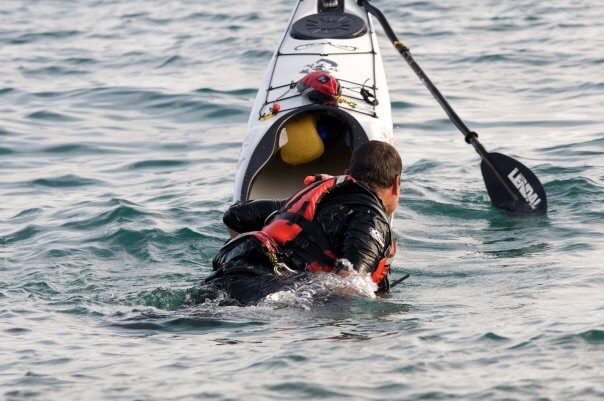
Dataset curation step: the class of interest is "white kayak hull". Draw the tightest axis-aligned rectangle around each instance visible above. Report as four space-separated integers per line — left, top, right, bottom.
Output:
234 0 393 201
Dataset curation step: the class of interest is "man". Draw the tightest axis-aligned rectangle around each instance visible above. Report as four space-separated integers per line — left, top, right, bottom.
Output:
201 140 401 305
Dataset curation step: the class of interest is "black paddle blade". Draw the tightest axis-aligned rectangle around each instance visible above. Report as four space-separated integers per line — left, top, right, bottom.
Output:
480 152 547 215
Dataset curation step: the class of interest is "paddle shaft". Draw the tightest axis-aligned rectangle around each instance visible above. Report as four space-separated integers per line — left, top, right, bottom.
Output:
360 0 519 200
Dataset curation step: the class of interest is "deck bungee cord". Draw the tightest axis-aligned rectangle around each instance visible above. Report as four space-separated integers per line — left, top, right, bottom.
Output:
258 77 378 120
257 0 382 121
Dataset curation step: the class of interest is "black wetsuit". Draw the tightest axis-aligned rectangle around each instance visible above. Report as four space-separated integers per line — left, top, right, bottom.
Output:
202 180 394 305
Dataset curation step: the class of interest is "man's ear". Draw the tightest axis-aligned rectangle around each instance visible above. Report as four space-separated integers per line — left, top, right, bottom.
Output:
391 174 400 195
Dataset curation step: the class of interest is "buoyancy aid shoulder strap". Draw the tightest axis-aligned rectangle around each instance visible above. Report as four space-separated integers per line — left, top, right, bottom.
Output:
280 175 328 212
303 174 333 186
282 175 355 221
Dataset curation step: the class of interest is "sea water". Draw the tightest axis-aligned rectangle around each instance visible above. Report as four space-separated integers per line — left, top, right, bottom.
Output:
1 1 603 400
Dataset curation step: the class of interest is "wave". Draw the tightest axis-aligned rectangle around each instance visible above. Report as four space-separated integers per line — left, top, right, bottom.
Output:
26 110 80 122
31 174 103 188
7 30 80 45
553 329 604 345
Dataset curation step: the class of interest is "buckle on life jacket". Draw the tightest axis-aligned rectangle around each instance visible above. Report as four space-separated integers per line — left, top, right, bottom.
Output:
273 260 297 277
266 250 297 276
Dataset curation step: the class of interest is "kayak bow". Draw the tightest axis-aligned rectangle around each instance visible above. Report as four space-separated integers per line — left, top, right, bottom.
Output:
234 0 393 201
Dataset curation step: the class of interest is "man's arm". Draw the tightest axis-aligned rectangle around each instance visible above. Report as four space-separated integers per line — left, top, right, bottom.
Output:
333 209 392 276
223 199 285 236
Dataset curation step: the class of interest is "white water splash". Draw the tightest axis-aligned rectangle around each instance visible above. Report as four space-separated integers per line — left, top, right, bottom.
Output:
261 272 377 310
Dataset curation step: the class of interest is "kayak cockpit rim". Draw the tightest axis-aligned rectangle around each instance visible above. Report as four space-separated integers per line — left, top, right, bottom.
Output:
241 105 370 201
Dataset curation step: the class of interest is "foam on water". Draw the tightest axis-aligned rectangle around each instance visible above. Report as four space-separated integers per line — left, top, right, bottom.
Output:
262 273 378 310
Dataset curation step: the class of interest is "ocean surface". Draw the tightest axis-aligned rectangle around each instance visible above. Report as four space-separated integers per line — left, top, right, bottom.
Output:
1 0 603 400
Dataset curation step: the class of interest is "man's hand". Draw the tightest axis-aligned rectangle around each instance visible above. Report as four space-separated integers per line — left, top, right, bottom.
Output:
334 258 356 277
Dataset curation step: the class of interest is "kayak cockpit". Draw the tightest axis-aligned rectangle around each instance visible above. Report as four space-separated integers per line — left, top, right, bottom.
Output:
241 105 369 200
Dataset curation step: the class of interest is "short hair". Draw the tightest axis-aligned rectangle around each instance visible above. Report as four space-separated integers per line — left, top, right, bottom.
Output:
349 140 402 189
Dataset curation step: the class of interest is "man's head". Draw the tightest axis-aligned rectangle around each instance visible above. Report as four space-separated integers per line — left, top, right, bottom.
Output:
348 140 402 216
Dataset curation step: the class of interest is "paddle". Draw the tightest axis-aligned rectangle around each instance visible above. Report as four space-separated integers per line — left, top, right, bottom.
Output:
359 0 547 215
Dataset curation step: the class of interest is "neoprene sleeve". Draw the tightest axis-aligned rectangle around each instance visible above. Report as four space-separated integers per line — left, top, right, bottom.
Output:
223 199 286 234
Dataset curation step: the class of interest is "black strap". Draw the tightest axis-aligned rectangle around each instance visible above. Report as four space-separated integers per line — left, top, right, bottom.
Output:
360 88 379 106
389 274 410 289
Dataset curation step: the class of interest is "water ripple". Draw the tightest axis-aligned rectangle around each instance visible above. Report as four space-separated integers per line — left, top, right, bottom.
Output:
128 159 189 170
0 0 602 400
31 175 102 188
25 110 79 122
8 30 80 45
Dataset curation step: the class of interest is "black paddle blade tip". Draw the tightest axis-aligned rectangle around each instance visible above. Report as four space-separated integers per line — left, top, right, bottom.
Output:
481 152 548 215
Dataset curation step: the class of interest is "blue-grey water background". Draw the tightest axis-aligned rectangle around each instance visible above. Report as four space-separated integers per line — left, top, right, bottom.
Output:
1 0 603 400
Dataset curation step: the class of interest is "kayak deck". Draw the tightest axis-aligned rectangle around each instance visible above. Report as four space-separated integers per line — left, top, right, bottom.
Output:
235 0 393 201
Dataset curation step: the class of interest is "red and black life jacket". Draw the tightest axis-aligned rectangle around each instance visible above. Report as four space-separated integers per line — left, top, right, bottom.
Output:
258 174 395 284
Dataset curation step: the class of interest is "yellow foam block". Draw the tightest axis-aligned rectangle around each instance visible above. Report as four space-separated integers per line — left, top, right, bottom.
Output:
280 115 324 165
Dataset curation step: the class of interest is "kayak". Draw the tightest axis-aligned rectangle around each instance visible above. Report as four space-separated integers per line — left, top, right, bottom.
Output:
234 0 393 201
